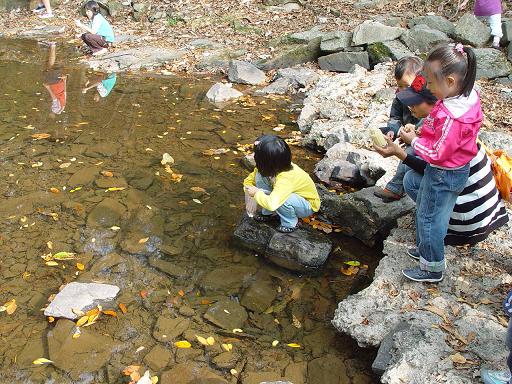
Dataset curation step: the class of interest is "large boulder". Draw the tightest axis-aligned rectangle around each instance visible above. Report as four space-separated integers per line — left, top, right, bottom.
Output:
320 31 353 53
233 215 332 272
206 82 243 103
408 15 455 36
318 185 415 246
289 27 327 43
367 40 414 64
453 13 491 47
318 51 370 72
44 282 120 320
352 21 405 45
228 60 266 85
400 24 450 53
474 48 512 79
256 38 322 70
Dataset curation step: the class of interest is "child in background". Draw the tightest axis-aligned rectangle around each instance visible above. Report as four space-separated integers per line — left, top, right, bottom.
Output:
243 135 320 233
374 56 423 202
399 43 482 283
33 0 53 18
374 74 438 202
480 291 512 384
461 0 503 48
82 73 117 101
75 1 115 56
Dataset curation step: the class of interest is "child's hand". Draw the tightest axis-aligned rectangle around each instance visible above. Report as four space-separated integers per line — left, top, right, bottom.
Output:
245 185 259 197
386 131 394 140
399 126 417 145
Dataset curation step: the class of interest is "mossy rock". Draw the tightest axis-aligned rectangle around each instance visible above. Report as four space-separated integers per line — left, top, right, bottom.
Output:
367 42 392 64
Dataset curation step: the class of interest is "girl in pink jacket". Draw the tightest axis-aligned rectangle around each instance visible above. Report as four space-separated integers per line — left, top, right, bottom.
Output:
399 43 482 283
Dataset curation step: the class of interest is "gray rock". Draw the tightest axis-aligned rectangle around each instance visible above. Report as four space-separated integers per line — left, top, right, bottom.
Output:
206 82 243 103
289 27 326 43
19 25 66 38
233 215 332 272
228 60 266 85
87 46 184 72
408 15 455 36
204 299 248 330
195 48 246 72
502 20 512 44
479 130 512 154
320 31 353 53
474 48 512 79
68 166 99 187
352 21 405 45
318 185 415 246
318 51 370 72
188 38 222 49
454 13 491 47
257 77 293 95
353 0 387 10
367 40 414 64
241 272 277 312
87 198 126 228
376 16 404 28
329 161 364 186
80 0 120 17
48 319 116 380
371 322 410 375
276 67 320 88
509 42 512 63
44 282 120 320
256 38 322 71
400 24 450 53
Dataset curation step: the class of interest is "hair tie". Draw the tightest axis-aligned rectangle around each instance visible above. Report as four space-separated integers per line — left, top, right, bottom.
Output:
455 43 465 54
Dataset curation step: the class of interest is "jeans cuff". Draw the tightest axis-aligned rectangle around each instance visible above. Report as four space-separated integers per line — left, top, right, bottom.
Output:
420 257 445 273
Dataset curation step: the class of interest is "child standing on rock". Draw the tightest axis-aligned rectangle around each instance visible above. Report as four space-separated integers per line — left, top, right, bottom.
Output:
461 0 503 48
243 135 320 233
75 1 115 56
374 56 423 202
399 43 482 283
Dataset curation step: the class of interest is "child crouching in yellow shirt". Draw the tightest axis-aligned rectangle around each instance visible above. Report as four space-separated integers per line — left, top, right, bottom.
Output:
244 135 320 233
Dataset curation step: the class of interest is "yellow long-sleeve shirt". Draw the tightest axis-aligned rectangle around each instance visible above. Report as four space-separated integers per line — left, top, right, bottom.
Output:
243 163 321 213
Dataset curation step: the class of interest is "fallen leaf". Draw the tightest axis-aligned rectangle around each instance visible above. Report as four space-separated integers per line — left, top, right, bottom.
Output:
175 340 191 348
340 265 359 276
50 187 60 194
190 187 207 193
192 199 202 204
291 314 302 329
151 376 159 384
272 340 279 347
0 299 17 315
101 171 114 177
196 335 209 346
76 262 85 271
232 328 243 333
450 353 467 364
53 252 76 260
344 261 361 267
178 290 185 297
45 261 59 266
119 303 128 314
59 162 71 169
72 327 81 339
76 315 89 327
103 310 117 317
31 133 51 140
85 307 100 317
106 187 126 192
32 358 53 365
206 336 215 345
123 365 141 376
138 237 149 244
230 369 238 376
287 343 301 348
423 304 449 323
140 290 148 299
222 343 233 352
48 316 55 323
22 271 31 280
161 153 174 165
110 226 121 231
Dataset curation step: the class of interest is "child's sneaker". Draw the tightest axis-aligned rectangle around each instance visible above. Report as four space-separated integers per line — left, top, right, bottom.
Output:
39 12 54 19
492 36 501 50
407 247 420 261
373 188 403 203
402 267 443 283
481 368 511 384
32 4 45 13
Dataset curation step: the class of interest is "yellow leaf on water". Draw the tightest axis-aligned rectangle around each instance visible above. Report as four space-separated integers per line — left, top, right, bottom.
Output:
106 187 126 192
45 261 59 266
272 340 279 347
103 310 117 317
72 327 81 339
53 252 76 260
72 308 85 316
206 336 215 345
32 358 53 365
138 237 149 244
292 314 302 329
151 376 159 384
196 335 208 346
22 272 31 280
101 171 114 177
175 340 191 348
76 315 89 327
232 328 243 334
190 187 207 193
287 343 301 348
222 343 233 352
31 133 51 140
50 187 60 194
1 299 17 315
76 263 85 271
230 369 238 376
86 313 99 326
192 199 202 204
119 303 128 314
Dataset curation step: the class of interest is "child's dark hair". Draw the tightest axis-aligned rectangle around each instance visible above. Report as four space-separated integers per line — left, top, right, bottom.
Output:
84 0 101 15
254 135 292 177
426 43 477 97
394 56 423 80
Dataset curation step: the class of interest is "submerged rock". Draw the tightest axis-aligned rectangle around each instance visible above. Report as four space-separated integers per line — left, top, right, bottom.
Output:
161 363 228 384
87 198 126 228
44 282 120 319
206 82 244 103
228 60 266 85
153 316 191 342
143 344 172 371
204 299 248 330
201 265 257 294
48 319 116 380
233 215 332 272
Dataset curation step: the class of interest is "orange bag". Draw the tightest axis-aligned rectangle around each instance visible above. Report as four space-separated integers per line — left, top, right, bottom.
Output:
478 139 512 202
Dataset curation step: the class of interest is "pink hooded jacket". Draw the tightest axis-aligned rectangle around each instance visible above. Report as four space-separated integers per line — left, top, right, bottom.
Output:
412 89 482 169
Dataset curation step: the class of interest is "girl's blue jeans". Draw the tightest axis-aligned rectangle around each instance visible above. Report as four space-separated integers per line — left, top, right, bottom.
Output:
386 146 416 195
403 163 470 273
255 173 313 228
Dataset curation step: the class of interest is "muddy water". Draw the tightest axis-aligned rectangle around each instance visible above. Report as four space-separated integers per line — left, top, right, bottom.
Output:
0 39 379 384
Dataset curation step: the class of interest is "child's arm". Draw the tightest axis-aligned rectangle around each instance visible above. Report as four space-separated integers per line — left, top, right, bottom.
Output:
389 98 404 123
411 115 460 165
243 168 257 188
253 175 295 212
75 20 95 34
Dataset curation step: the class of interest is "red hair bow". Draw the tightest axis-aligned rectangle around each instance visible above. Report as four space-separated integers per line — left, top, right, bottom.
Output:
411 75 426 92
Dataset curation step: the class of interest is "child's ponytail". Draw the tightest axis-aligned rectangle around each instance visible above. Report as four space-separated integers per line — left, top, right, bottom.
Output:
461 46 476 97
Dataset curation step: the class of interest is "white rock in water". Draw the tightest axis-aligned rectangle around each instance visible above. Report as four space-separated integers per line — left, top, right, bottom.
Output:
44 282 120 320
161 153 174 165
206 83 243 103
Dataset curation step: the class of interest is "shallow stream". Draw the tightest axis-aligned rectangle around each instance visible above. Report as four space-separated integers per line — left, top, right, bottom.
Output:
0 39 380 384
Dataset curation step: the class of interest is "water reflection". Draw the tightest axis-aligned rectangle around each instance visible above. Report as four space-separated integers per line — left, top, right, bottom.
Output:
82 73 117 101
41 42 67 116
